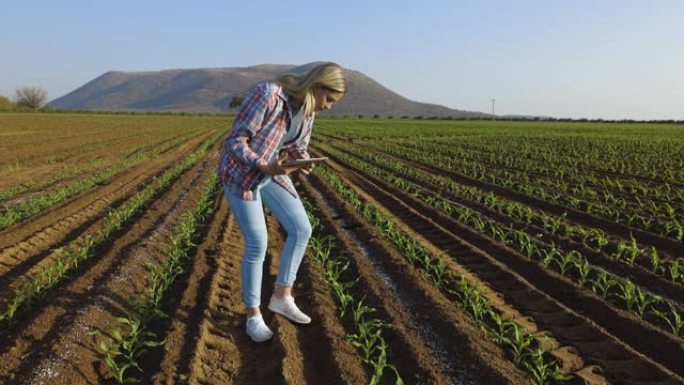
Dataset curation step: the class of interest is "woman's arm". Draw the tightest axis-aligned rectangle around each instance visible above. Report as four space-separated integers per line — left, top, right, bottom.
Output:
225 84 276 168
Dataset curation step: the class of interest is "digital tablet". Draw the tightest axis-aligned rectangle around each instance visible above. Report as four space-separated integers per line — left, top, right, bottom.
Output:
282 157 329 167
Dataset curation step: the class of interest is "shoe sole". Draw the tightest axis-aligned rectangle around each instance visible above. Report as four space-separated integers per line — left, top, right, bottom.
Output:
248 332 274 342
268 304 312 324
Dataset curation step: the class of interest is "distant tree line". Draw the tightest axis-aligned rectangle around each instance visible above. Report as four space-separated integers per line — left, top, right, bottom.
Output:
2 87 682 124
324 114 684 124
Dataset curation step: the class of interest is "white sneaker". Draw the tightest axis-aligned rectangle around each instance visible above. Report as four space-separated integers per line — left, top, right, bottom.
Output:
268 295 312 324
245 314 274 342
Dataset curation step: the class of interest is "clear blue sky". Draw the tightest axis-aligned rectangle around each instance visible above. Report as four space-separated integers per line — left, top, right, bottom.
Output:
2 0 683 120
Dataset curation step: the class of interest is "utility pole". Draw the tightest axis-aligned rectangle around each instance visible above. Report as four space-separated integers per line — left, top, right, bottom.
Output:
491 98 496 119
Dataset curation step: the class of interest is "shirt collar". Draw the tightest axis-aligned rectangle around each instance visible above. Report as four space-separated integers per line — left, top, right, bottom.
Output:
273 82 311 120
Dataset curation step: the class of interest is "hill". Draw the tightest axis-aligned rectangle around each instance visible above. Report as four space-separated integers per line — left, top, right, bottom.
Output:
49 63 488 118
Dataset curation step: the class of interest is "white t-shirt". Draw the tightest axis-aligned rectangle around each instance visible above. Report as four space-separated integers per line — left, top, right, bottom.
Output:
278 105 304 150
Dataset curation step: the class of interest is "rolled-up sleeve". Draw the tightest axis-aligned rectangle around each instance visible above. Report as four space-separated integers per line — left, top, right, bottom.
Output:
226 85 275 168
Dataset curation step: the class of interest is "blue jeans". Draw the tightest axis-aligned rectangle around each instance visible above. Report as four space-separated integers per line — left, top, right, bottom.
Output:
224 177 312 308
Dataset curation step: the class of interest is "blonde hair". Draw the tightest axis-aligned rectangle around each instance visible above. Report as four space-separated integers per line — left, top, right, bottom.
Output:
275 62 346 116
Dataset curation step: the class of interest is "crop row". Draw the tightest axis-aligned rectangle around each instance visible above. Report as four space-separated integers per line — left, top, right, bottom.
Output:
0 122 213 202
386 136 684 205
319 140 684 286
315 119 684 185
356 138 683 241
94 171 220 384
302 197 404 385
0 125 219 230
0 129 224 324
314 145 684 339
312 165 570 384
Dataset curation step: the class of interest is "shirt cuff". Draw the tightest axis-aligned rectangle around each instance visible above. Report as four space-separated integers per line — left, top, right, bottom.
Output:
254 157 268 170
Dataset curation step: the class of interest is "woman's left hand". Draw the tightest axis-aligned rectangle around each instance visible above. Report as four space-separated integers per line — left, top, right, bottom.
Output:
300 163 315 175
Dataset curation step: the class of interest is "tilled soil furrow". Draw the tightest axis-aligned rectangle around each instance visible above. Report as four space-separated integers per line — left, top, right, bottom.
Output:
321 140 684 256
0 130 216 307
288 245 368 385
0 129 216 251
314 132 684 191
187 212 286 385
186 199 365 385
326 143 684 302
264 215 307 385
0 152 215 385
264 212 367 385
0 126 209 209
140 192 230 385
317 153 684 384
300 174 532 385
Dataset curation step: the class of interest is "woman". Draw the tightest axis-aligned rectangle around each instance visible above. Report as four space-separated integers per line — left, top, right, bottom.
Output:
217 62 345 342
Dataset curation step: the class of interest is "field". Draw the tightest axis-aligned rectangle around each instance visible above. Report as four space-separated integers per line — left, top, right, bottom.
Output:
0 113 683 385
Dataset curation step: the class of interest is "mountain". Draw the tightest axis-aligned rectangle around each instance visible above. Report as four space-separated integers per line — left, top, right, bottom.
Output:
49 63 488 118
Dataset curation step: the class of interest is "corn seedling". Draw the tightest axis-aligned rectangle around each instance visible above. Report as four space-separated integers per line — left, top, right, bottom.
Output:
669 258 684 283
526 349 572 385
617 280 638 312
652 303 684 336
573 257 593 288
554 250 579 276
507 323 535 365
634 290 660 318
592 272 618 300
650 247 663 275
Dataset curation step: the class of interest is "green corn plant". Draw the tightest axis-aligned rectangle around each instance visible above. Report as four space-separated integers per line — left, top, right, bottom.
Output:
573 257 592 288
472 216 487 232
332 281 355 318
455 275 478 308
668 258 684 283
617 279 638 312
615 236 642 265
650 247 663 275
526 348 572 385
352 299 375 325
466 290 490 324
516 232 537 259
554 250 580 276
539 245 561 267
507 323 535 365
325 259 350 284
592 272 618 300
573 227 590 244
93 327 135 385
651 303 684 336
593 230 609 252
487 313 516 345
457 208 474 224
548 216 562 234
350 318 387 363
634 290 661 318
368 339 404 385
309 235 336 264
0 295 24 324
663 220 683 240
428 255 448 287
93 316 165 385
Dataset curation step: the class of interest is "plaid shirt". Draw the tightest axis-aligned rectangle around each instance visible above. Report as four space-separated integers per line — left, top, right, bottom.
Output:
217 82 313 200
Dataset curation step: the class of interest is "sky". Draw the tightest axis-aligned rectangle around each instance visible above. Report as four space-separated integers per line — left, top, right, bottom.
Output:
1 0 683 120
